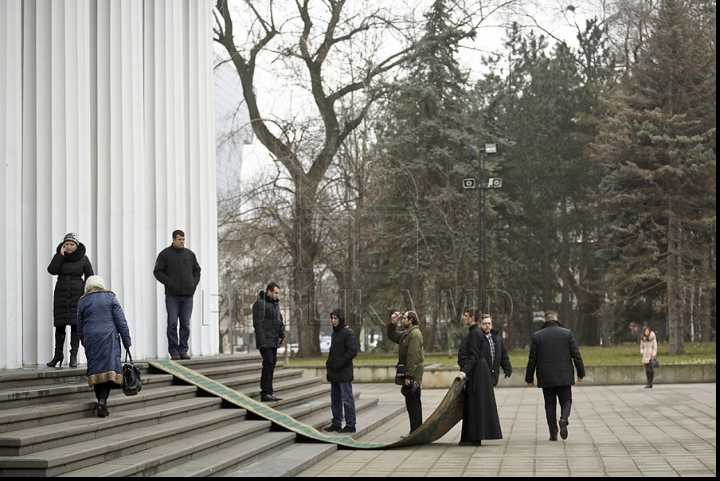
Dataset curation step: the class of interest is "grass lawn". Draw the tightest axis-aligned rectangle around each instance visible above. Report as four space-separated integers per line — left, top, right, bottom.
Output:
284 342 716 368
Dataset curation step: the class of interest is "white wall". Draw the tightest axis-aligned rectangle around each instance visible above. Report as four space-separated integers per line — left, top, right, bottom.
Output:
0 0 219 369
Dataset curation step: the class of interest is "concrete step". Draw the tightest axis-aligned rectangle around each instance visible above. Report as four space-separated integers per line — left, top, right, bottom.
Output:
224 402 407 477
0 406 250 476
57 416 273 477
206 367 309 394
224 442 338 478
149 431 298 477
0 383 198 434
0 371 173 409
0 396 224 456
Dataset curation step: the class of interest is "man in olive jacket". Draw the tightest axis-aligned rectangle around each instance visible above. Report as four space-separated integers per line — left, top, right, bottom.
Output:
525 310 585 442
154 230 201 360
388 310 424 436
324 308 358 433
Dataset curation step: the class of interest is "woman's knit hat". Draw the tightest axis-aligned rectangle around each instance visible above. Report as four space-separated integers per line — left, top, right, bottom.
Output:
63 232 81 246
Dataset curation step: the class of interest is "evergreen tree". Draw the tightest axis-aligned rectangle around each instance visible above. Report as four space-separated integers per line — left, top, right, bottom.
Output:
593 0 716 354
361 0 479 350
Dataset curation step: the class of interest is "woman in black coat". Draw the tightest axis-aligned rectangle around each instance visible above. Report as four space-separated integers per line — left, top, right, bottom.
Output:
457 308 502 446
46 233 94 368
77 275 132 417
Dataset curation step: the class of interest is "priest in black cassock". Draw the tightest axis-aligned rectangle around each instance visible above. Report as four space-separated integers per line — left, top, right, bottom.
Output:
457 307 503 446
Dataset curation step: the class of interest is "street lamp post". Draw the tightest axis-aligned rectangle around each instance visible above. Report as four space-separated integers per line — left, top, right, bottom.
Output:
466 144 497 313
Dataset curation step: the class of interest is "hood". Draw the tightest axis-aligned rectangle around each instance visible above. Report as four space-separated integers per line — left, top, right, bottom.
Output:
56 242 87 262
643 330 656 342
331 308 346 332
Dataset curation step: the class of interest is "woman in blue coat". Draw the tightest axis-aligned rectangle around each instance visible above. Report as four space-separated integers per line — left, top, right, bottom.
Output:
77 276 132 418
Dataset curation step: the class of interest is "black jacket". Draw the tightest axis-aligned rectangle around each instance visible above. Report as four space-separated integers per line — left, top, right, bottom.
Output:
252 291 285 349
153 245 201 296
487 329 512 386
326 308 358 383
525 320 585 387
459 328 512 386
47 242 94 327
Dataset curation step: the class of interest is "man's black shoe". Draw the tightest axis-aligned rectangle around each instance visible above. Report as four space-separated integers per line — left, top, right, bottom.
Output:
458 441 481 446
324 425 342 432
271 395 282 401
261 395 278 402
549 436 558 441
559 418 568 440
339 426 356 433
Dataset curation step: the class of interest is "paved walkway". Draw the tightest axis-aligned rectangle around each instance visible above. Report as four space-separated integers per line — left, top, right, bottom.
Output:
297 382 716 477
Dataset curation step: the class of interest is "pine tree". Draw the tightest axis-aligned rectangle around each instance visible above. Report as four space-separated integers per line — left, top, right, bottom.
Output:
593 0 716 354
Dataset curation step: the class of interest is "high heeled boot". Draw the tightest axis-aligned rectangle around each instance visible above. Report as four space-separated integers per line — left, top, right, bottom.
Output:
644 371 651 388
69 328 79 367
648 371 654 388
46 329 66 368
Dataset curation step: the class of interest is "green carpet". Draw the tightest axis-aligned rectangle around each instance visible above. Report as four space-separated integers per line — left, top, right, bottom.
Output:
148 360 466 449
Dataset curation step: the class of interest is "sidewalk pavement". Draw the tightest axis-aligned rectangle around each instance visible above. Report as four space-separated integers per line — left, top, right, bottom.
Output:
298 382 716 477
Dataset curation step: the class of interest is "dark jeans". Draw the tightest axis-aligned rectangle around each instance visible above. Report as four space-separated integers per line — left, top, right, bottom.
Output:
542 385 573 437
405 386 422 433
165 295 193 355
330 381 356 428
259 347 277 396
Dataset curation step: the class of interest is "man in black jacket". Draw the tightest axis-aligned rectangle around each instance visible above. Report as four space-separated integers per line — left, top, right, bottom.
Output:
323 308 358 433
154 230 201 360
480 314 512 386
525 310 585 441
252 283 285 402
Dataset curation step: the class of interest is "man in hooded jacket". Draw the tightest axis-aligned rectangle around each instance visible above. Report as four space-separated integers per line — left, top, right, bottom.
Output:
324 308 358 433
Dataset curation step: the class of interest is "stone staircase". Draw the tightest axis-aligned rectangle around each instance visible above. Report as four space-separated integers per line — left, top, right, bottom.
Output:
0 354 403 477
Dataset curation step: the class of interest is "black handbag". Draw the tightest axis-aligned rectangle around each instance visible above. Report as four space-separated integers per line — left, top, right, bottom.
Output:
395 362 406 386
122 350 143 396
649 358 659 369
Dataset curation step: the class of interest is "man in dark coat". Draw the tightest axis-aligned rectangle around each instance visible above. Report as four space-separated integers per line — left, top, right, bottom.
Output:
47 232 95 368
323 308 358 433
480 314 512 386
457 308 503 446
154 230 201 360
525 310 585 441
252 283 285 402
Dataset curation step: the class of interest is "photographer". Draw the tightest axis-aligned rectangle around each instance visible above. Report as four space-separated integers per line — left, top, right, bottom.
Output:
387 311 424 437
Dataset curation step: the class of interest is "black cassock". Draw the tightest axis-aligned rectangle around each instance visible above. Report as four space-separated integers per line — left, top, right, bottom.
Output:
458 324 503 443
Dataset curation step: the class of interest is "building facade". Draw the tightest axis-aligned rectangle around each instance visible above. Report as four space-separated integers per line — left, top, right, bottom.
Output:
0 0 220 368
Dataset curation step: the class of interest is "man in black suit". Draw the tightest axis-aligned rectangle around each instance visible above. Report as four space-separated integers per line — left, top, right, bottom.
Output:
525 310 585 441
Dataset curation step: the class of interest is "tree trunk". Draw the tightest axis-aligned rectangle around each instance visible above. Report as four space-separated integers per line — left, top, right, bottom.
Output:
294 190 321 358
667 207 685 355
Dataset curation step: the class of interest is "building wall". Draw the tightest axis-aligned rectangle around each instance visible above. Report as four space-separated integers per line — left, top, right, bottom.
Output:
0 0 219 369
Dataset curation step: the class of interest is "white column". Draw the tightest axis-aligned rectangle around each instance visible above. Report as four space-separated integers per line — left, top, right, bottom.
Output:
0 0 24 369
0 0 219 368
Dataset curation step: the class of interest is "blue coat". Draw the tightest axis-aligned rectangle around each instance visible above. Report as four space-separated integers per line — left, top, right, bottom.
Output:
77 291 132 387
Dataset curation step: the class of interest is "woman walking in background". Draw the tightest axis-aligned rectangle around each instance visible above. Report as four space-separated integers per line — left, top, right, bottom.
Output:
46 233 94 367
641 327 658 388
77 276 132 417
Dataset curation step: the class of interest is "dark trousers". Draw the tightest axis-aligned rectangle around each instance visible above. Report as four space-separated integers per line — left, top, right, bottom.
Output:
330 381 356 428
259 347 277 396
165 295 193 355
93 382 114 402
405 386 422 433
54 325 79 353
542 385 573 437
